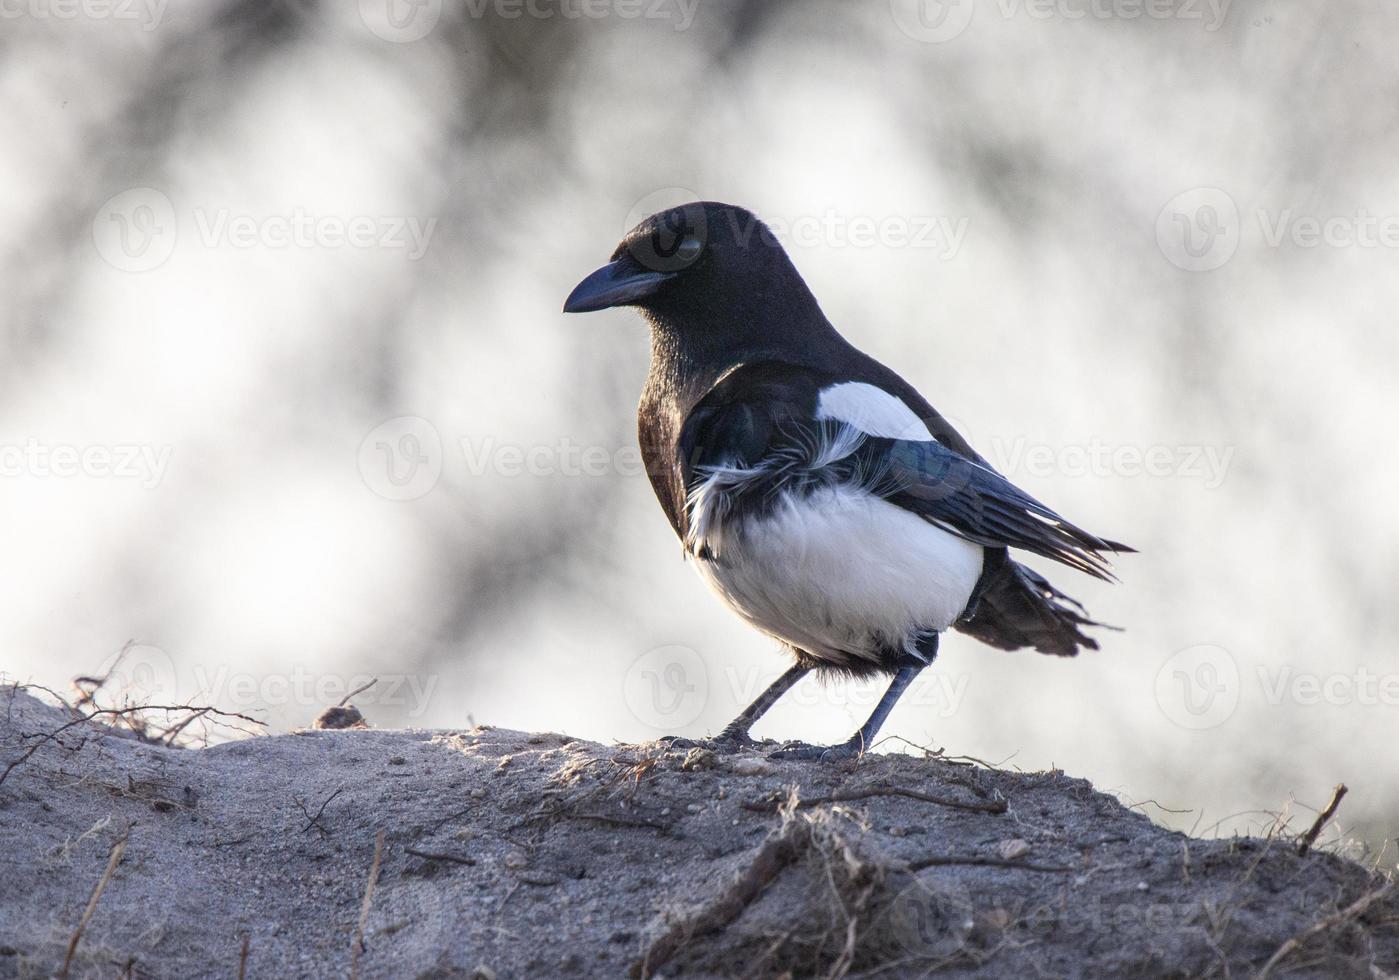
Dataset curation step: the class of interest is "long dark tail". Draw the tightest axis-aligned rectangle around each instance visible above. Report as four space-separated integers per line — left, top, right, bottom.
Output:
955 550 1117 657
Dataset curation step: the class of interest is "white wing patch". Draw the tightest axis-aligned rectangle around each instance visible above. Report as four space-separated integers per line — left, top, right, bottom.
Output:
815 382 935 441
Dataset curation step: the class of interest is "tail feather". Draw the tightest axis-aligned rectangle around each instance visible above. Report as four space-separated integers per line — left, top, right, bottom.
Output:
955 552 1118 657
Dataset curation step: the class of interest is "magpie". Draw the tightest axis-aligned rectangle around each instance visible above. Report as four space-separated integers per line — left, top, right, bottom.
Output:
564 202 1131 761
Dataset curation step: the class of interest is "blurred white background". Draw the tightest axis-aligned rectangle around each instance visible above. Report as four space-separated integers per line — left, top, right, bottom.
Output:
2 0 1396 855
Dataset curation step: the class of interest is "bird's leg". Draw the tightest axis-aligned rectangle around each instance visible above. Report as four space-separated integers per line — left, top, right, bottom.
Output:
712 663 810 748
771 664 926 762
661 663 809 753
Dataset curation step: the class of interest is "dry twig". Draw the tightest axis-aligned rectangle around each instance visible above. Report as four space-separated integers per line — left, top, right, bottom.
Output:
743 784 1006 816
0 703 263 787
350 829 386 980
59 825 131 979
1255 882 1393 979
905 854 1073 874
295 786 345 835
406 847 476 867
1297 784 1348 856
339 678 379 707
633 811 812 978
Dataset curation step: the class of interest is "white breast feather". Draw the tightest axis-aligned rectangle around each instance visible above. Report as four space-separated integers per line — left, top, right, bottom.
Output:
692 484 984 668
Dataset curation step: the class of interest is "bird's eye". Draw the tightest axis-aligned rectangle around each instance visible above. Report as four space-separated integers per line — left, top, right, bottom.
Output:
675 236 703 263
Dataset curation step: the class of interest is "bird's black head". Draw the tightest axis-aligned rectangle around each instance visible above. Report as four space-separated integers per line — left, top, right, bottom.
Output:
564 202 830 356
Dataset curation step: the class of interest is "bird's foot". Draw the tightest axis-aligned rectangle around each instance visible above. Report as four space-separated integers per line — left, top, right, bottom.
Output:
768 736 864 763
657 735 702 750
658 730 763 755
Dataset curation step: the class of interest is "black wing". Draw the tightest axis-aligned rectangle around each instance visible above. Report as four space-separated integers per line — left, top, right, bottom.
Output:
857 437 1132 581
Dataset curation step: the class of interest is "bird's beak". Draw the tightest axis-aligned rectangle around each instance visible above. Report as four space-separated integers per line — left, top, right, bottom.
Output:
563 260 676 313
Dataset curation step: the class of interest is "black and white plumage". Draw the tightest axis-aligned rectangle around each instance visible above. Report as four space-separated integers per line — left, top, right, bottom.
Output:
564 202 1131 759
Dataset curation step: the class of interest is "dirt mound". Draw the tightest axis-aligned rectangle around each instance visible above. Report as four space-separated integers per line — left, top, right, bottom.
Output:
0 685 1393 979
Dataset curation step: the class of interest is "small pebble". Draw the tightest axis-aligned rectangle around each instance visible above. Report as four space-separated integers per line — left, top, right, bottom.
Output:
728 758 775 777
681 747 717 771
998 838 1031 860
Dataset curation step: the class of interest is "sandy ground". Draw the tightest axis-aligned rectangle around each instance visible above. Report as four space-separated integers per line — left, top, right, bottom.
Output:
0 685 1394 979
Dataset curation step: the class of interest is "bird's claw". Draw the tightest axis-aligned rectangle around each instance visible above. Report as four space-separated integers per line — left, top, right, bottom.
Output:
658 731 764 755
768 739 864 763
